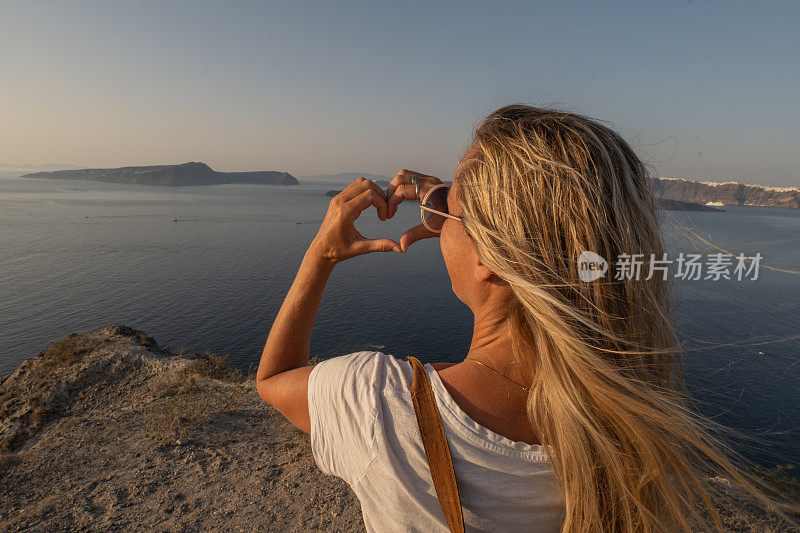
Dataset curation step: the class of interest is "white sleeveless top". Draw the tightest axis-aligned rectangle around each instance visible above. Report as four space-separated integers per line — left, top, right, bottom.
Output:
307 351 564 532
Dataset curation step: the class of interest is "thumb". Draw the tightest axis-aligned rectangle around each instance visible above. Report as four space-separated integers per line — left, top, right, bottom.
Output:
400 223 437 252
351 238 403 255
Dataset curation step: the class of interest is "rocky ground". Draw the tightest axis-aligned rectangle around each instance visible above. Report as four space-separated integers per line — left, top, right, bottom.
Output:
0 325 796 531
0 325 363 531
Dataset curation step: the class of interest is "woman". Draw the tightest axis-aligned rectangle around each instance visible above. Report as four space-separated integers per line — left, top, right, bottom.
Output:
256 105 792 531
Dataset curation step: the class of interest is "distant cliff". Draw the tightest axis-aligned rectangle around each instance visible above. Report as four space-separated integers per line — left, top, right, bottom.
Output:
21 162 299 187
653 178 800 209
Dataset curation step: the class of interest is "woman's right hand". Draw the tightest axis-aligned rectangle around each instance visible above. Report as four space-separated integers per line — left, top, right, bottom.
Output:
385 169 443 252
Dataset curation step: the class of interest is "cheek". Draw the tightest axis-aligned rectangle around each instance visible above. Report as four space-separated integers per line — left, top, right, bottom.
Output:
440 226 454 275
440 224 467 290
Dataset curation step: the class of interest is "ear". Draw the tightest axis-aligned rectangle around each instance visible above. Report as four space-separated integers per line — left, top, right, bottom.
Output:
474 257 495 283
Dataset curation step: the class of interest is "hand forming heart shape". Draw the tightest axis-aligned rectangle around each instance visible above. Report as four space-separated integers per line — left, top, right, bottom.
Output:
308 169 444 264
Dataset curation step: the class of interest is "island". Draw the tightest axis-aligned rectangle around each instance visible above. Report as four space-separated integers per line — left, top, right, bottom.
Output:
20 162 299 187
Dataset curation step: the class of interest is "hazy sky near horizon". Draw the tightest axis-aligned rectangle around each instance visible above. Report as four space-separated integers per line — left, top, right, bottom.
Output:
1 1 798 186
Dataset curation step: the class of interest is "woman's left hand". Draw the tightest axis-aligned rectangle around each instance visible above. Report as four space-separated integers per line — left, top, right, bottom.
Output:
308 177 403 265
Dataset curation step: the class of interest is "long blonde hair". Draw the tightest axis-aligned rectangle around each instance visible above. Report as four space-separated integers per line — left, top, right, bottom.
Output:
456 105 795 531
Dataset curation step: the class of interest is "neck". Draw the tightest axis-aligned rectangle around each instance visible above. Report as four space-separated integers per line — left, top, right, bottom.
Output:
465 302 518 371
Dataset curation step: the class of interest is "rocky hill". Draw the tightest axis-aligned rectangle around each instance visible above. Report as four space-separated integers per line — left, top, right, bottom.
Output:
0 326 361 531
21 163 298 187
654 178 800 209
0 326 794 531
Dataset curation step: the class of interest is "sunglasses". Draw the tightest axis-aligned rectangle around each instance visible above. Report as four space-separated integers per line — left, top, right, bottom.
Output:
419 183 462 233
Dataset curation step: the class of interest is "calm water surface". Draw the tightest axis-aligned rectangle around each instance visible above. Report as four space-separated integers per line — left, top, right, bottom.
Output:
1 176 798 466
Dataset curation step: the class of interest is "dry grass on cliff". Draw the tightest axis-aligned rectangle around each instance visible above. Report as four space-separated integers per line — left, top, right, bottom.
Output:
0 325 363 532
143 352 249 444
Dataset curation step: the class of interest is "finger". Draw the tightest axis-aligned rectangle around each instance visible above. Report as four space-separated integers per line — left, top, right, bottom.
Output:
352 178 389 209
387 181 436 218
351 237 403 255
387 183 419 219
399 223 438 252
395 169 437 183
362 178 390 207
335 178 364 202
338 177 379 203
349 188 389 221
386 169 442 219
386 170 416 218
392 168 430 181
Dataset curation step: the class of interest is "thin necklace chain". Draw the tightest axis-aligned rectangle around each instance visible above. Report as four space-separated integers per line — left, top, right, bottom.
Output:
464 357 530 392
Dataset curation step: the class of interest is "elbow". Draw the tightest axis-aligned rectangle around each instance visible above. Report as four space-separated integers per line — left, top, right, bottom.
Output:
256 378 273 405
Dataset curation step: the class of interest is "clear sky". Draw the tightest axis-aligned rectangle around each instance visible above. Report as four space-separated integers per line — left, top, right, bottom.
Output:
1 1 798 185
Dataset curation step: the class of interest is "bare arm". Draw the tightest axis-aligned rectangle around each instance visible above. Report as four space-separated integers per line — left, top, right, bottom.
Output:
254 251 334 432
257 250 335 380
256 171 442 433
256 177 401 432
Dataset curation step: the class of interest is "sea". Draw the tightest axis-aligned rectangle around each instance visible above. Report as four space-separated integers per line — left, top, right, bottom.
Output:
1 176 798 468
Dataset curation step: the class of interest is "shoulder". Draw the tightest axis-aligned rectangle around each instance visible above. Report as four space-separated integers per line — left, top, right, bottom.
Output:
310 350 394 388
310 354 454 394
310 350 414 392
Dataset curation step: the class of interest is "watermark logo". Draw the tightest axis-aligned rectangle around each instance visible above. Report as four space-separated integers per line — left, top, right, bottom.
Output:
578 250 609 282
577 251 762 282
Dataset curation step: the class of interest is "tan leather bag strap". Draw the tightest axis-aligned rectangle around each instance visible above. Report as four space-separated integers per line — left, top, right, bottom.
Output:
407 356 465 533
